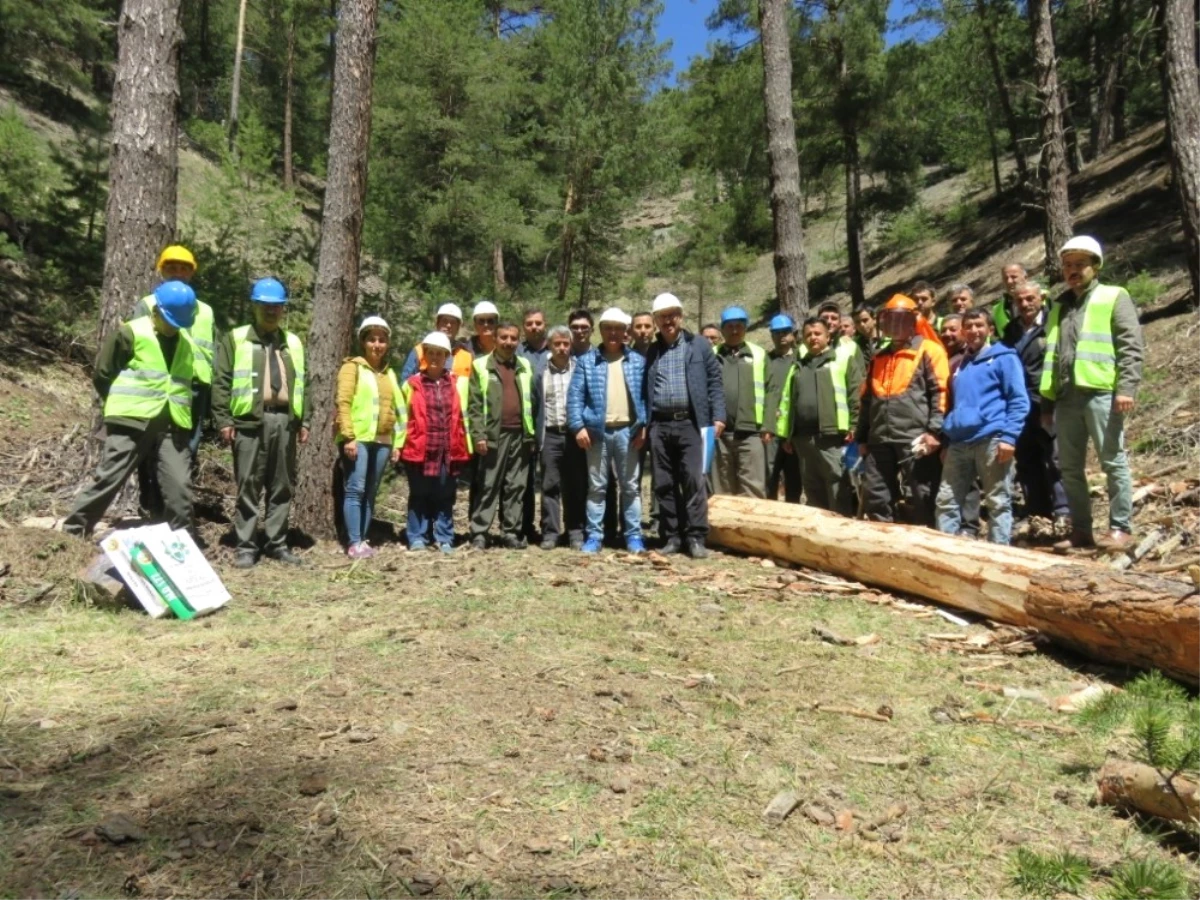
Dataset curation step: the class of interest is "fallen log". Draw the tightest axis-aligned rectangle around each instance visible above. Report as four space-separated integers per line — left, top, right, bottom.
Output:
707 496 1199 686
1095 760 1200 822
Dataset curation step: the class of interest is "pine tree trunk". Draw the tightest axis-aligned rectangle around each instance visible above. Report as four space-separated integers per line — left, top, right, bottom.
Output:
844 126 866 308
1162 0 1200 305
1062 88 1085 174
556 180 576 303
283 16 296 189
978 0 1030 189
1030 0 1072 284
758 0 810 322
97 0 183 349
492 239 507 293
292 0 380 538
229 0 249 153
987 113 1004 195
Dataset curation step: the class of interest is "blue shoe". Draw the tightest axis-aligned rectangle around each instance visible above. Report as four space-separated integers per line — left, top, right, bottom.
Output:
438 543 454 554
581 538 602 554
408 541 428 552
626 538 645 555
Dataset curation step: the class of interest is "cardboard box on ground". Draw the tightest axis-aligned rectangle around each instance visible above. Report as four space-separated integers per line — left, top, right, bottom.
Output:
98 525 230 619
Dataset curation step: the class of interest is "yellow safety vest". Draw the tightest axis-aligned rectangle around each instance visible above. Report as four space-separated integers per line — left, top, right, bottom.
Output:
472 355 534 437
1039 284 1120 400
104 316 195 429
340 362 404 446
720 342 768 428
140 294 215 385
229 325 305 419
774 349 852 435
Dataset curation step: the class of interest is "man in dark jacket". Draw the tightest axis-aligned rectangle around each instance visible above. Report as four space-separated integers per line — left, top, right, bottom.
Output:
764 314 801 502
1002 280 1069 528
936 309 1030 544
643 293 726 558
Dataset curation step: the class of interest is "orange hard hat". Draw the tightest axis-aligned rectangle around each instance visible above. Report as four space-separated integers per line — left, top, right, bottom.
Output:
882 294 918 312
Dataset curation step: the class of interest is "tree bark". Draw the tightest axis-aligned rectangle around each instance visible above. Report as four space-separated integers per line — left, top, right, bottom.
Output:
292 0 380 538
283 14 296 189
229 0 249 153
556 179 576 303
987 111 1003 195
1062 88 1085 175
97 0 183 349
1095 760 1200 822
706 496 1200 686
977 0 1030 189
758 0 810 322
1030 0 1073 284
844 128 865 307
1162 0 1200 305
493 239 507 293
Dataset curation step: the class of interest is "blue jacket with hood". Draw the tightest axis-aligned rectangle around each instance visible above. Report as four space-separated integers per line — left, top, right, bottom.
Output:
942 342 1030 446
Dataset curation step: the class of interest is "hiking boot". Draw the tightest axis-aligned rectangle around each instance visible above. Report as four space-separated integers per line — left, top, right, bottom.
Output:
233 550 258 569
686 539 709 559
1052 530 1094 554
501 534 528 550
266 548 303 566
1097 529 1134 552
470 535 487 550
580 538 602 554
660 537 683 555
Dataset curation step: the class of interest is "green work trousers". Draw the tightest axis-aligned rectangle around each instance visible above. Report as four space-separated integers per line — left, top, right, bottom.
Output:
470 429 530 540
64 422 191 536
712 431 767 499
233 411 297 553
794 433 846 512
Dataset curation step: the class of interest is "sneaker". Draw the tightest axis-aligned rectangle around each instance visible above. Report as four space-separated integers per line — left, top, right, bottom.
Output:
626 537 645 554
358 541 376 558
233 550 257 569
501 534 528 550
408 541 428 553
438 543 455 554
686 539 709 560
660 537 683 555
581 538 602 554
346 544 364 560
470 535 487 550
1053 530 1095 554
266 548 303 565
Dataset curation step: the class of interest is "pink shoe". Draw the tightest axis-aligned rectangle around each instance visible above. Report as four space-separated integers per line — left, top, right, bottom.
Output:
358 541 376 558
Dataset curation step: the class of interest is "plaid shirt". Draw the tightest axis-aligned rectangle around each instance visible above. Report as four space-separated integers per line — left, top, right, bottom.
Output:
651 335 689 414
419 372 454 476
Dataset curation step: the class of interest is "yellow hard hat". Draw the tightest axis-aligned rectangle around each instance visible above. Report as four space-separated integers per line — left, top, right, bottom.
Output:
156 245 197 273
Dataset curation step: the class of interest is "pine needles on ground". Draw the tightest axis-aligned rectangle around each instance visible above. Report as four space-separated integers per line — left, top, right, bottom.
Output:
1103 858 1192 900
1009 847 1092 896
1076 672 1200 776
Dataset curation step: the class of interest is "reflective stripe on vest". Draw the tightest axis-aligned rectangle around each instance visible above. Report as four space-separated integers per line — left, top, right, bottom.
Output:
140 295 215 384
1039 284 1120 399
342 363 403 445
774 351 851 435
473 354 535 436
104 316 194 428
229 325 306 419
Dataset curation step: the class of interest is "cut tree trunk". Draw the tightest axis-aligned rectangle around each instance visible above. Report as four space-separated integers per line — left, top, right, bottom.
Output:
292 0 380 538
97 0 183 350
707 496 1199 686
1030 0 1072 284
1162 0 1200 305
758 0 810 322
1095 759 1200 822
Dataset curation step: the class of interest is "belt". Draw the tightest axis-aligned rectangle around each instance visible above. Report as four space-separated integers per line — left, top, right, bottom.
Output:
605 423 631 431
263 405 291 413
653 411 690 422
545 426 566 435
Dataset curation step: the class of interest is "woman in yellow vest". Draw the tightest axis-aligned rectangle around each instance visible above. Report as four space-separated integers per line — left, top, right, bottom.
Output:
336 316 403 560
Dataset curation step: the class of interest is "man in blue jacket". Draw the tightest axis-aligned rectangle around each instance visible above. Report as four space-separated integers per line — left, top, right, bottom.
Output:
567 307 648 554
643 293 726 558
935 308 1030 545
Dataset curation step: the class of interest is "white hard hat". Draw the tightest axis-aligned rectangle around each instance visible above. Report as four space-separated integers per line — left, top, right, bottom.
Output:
598 306 631 326
1059 235 1103 267
421 331 452 352
358 315 391 336
436 303 463 321
652 292 683 314
473 300 499 318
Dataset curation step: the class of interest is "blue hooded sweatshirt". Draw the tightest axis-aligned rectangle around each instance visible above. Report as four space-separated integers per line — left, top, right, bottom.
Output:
942 342 1030 446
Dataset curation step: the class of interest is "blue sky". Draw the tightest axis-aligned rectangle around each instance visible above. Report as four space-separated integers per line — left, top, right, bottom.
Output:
657 0 939 84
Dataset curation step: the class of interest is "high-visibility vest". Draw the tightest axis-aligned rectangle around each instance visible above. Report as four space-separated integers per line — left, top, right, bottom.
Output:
1039 284 1120 400
774 349 852 435
720 342 767 428
104 316 195 429
140 294 216 385
229 325 305 419
340 362 404 446
472 354 534 437
397 374 473 455
415 342 474 378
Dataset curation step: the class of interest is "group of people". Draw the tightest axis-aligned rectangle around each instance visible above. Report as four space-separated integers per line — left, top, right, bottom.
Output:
65 232 1144 565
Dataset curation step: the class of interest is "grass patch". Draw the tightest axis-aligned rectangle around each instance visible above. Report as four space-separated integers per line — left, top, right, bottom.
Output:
1125 270 1165 307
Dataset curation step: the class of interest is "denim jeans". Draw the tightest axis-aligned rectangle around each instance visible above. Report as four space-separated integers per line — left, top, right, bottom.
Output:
936 436 1015 545
407 464 456 547
585 425 642 544
341 441 391 546
1055 390 1132 533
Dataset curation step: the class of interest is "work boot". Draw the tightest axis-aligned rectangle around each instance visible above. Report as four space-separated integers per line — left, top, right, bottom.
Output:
233 550 257 569
660 537 683 555
266 548 303 566
686 539 709 560
1096 529 1134 552
1052 530 1094 554
470 535 487 550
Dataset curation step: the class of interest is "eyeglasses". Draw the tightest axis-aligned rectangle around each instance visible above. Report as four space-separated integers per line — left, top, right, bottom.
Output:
476 317 498 326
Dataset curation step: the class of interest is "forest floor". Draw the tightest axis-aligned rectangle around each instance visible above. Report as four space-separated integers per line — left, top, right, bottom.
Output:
1 512 1197 900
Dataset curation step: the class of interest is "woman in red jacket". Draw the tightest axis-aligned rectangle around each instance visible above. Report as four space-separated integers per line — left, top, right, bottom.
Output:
399 332 471 552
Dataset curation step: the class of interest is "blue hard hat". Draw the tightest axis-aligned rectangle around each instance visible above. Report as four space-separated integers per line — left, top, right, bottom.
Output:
769 314 795 332
250 277 288 304
153 280 197 329
720 306 750 325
